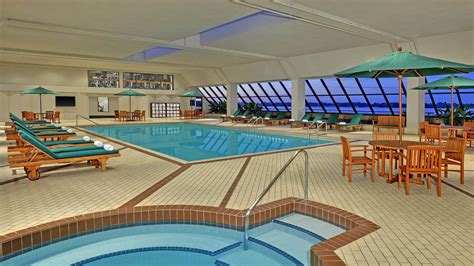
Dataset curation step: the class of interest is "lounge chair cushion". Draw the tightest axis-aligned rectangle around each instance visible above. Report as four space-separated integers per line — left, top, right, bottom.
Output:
50 146 104 153
19 131 58 159
54 149 119 159
33 131 75 136
43 140 94 146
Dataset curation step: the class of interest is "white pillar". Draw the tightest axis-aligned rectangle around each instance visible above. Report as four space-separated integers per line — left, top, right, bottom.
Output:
291 78 305 120
406 77 425 134
226 83 238 116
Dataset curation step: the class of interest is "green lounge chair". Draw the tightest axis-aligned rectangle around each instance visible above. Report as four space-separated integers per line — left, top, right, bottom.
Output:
337 114 364 131
232 110 250 123
7 122 76 142
222 109 241 121
10 130 120 180
10 113 49 125
321 114 340 128
267 112 289 125
289 113 312 128
304 113 325 128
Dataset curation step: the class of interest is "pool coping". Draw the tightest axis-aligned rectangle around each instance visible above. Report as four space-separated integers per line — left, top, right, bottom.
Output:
74 122 341 165
0 197 380 265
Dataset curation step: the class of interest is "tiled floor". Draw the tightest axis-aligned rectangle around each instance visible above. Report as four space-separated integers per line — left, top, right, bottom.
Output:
1 118 473 265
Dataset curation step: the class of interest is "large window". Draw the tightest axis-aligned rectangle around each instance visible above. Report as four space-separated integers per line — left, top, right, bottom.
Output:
198 72 472 116
424 72 474 116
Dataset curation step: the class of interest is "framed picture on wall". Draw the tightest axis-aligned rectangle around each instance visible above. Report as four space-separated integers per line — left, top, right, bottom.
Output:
97 97 109 112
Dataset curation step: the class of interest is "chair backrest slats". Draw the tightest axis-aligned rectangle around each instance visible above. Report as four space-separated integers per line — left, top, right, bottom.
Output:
406 145 442 173
373 132 398 141
340 136 351 161
425 124 442 144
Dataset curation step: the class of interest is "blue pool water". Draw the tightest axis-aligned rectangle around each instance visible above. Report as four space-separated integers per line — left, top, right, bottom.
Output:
3 214 346 266
85 123 331 161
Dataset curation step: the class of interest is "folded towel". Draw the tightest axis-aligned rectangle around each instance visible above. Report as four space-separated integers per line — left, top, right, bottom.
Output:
252 116 257 119
61 126 67 130
338 122 346 125
83 136 91 141
221 115 226 117
94 141 104 147
302 119 308 123
230 115 235 118
264 117 270 120
241 116 246 118
289 119 295 122
67 128 74 133
103 144 114 151
54 124 60 127
316 120 323 123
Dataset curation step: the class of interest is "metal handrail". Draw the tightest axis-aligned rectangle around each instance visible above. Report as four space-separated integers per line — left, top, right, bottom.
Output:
75 115 100 126
246 117 263 130
243 149 309 249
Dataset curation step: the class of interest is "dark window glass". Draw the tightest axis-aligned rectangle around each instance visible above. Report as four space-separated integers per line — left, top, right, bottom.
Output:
333 96 354 113
350 95 371 114
318 96 338 112
358 78 382 94
323 78 344 95
307 79 328 95
340 78 362 94
369 95 392 114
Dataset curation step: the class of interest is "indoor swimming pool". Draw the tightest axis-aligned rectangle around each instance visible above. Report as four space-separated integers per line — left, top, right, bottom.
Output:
85 123 332 161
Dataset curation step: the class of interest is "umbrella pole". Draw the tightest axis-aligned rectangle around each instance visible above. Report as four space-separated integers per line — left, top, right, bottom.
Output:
39 94 43 118
450 87 454 126
398 75 403 142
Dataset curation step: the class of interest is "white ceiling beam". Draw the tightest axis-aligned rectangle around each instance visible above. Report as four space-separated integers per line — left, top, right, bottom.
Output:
233 0 412 44
4 18 282 61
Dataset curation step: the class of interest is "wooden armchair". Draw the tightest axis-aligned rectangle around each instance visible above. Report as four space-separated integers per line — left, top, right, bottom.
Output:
373 116 405 133
52 111 60 123
464 122 474 147
119 111 129 121
425 124 443 144
114 110 119 121
442 137 466 184
22 111 35 121
398 145 443 196
340 136 375 183
419 121 429 142
132 110 141 121
45 111 54 121
372 132 398 176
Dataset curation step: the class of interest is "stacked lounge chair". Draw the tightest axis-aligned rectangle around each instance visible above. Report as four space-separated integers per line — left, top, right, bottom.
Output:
9 130 120 180
288 113 312 128
303 113 325 129
336 114 364 131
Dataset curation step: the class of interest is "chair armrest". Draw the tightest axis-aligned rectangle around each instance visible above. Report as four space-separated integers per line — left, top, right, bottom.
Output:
351 149 373 153
351 145 369 148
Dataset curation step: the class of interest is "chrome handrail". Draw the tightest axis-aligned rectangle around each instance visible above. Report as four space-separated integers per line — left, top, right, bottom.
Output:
243 149 309 249
75 115 100 126
247 117 263 130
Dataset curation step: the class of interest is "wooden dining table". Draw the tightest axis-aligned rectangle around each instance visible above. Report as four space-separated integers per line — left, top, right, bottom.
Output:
368 140 439 183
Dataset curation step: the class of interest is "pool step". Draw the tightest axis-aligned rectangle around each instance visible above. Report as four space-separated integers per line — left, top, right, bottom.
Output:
248 213 346 265
215 242 296 266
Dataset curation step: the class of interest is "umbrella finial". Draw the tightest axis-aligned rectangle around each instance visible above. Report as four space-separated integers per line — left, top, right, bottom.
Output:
396 46 403 52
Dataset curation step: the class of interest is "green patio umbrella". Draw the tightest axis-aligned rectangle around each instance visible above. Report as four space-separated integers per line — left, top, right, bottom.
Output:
413 75 474 126
115 89 146 113
180 89 204 110
19 86 58 114
335 48 474 141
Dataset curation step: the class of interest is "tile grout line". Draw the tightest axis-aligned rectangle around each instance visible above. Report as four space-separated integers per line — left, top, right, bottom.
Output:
118 165 192 208
219 157 252 208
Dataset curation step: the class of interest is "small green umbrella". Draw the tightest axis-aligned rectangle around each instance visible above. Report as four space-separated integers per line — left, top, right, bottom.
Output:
20 86 58 114
335 48 474 141
413 75 474 126
115 89 146 113
180 89 204 110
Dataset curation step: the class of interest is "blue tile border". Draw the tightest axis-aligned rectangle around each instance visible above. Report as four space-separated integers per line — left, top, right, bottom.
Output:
273 219 327 242
71 242 241 266
248 237 304 266
214 260 231 266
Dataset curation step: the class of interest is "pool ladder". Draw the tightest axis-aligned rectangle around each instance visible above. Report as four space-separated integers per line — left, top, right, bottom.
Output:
246 117 263 131
306 120 328 140
243 149 309 249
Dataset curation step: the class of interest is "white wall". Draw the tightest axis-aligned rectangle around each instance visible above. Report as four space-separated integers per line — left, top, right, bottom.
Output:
0 63 190 121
